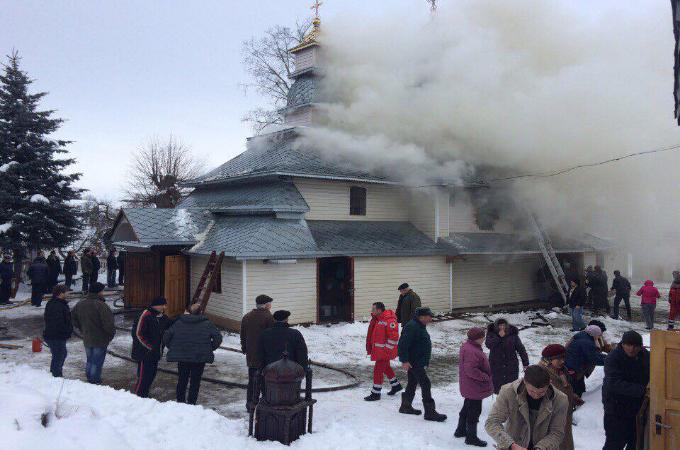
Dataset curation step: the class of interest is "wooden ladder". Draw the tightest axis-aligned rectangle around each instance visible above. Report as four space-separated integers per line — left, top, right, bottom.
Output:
190 250 225 313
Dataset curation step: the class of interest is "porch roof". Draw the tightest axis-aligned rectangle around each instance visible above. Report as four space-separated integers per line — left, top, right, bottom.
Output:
443 232 614 255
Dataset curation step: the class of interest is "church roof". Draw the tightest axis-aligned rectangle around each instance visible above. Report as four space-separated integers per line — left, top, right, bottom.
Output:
444 232 614 255
285 74 317 111
115 208 213 247
289 17 321 53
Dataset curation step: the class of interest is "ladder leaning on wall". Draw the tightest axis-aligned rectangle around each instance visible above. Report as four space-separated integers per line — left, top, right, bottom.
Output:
528 214 569 305
190 250 225 314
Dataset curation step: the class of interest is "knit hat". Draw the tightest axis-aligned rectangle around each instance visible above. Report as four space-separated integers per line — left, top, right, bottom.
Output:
273 310 291 322
90 282 105 294
542 344 566 359
585 324 602 337
150 296 167 306
256 294 273 305
415 307 434 317
398 283 409 291
621 330 643 347
588 319 607 333
467 327 485 341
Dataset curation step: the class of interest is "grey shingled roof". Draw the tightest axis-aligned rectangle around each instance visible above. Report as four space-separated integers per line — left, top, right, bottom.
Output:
285 74 317 111
119 208 213 246
178 179 309 213
444 232 613 255
186 129 393 187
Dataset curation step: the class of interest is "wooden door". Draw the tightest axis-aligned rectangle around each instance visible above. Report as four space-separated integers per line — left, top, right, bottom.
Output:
650 330 680 449
124 252 160 308
164 255 188 318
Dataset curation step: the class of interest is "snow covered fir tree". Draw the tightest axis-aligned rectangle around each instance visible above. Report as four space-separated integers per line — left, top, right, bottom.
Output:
0 52 82 257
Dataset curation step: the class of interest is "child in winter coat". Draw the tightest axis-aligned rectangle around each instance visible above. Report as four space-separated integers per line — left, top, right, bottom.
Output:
636 280 660 330
668 271 680 330
456 327 494 447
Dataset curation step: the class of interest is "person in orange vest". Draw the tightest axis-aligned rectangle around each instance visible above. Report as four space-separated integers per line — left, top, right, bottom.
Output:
364 301 402 401
668 271 680 330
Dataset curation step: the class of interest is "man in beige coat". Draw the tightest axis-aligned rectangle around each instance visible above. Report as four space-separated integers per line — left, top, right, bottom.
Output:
485 365 569 450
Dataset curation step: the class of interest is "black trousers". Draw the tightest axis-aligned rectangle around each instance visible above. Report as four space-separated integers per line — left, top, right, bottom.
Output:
458 398 482 425
0 282 11 303
82 274 90 293
31 283 45 306
404 367 433 402
247 367 260 407
64 273 73 290
177 362 205 405
613 294 631 320
134 360 159 398
603 413 637 450
118 270 125 285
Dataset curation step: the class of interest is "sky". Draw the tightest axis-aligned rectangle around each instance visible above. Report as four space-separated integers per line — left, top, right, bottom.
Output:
1 0 430 201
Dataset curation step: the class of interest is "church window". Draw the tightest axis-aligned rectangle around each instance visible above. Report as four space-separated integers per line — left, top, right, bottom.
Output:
350 186 367 216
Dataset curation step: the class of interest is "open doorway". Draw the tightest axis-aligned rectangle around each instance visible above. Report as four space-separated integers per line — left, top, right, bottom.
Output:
317 257 354 323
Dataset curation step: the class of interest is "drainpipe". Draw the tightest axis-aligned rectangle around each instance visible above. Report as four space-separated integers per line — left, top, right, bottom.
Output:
242 260 248 315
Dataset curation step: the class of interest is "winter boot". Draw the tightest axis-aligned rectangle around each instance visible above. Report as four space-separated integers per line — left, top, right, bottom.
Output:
464 421 487 447
387 381 403 396
364 392 381 401
399 393 421 415
454 410 467 438
423 400 447 422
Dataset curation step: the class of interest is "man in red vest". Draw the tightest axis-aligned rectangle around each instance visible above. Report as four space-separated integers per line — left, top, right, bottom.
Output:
668 271 680 330
364 301 402 401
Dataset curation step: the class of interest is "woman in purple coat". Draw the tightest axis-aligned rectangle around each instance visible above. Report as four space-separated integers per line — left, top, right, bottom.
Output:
455 327 494 447
485 318 529 394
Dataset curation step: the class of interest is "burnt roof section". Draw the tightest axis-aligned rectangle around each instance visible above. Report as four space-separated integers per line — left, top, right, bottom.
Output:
444 232 614 255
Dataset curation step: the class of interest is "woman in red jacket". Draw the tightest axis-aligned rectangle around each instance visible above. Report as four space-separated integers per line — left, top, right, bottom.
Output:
668 271 680 330
364 301 402 401
636 280 660 330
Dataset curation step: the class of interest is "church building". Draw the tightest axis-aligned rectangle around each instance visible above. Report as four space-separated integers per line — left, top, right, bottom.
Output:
110 17 614 330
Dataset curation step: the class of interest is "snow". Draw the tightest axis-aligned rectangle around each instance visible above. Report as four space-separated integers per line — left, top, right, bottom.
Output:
30 194 50 204
0 161 18 172
0 222 11 233
0 298 656 450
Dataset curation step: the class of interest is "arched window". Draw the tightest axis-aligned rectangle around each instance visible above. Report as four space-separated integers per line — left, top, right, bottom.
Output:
349 186 367 216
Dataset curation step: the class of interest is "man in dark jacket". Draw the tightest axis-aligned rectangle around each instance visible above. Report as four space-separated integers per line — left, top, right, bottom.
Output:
43 284 73 377
610 270 632 321
131 296 169 398
395 283 421 324
565 325 606 397
27 253 49 306
241 294 274 409
46 250 61 291
164 303 223 404
257 310 308 369
602 331 649 450
106 248 118 288
0 253 13 304
72 282 115 383
117 250 126 285
63 250 78 291
80 249 92 293
89 249 101 288
590 266 609 315
485 318 529 394
397 307 446 421
567 279 587 331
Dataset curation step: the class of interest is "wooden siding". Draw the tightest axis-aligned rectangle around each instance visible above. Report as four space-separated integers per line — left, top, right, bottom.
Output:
452 255 542 308
295 179 409 222
353 256 450 321
190 256 242 322
124 252 161 309
164 255 188 318
246 259 317 324
294 47 317 72
284 107 314 127
407 189 437 241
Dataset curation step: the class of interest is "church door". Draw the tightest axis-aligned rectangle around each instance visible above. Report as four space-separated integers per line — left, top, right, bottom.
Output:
317 257 354 323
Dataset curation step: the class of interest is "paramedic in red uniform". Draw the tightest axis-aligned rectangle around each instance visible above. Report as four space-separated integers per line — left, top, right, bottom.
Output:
364 301 403 401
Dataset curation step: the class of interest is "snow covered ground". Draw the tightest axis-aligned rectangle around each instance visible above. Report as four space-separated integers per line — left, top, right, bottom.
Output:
0 284 661 449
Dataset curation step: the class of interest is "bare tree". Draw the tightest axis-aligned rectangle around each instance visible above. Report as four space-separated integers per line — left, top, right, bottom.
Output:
125 136 202 208
241 19 312 134
66 196 118 254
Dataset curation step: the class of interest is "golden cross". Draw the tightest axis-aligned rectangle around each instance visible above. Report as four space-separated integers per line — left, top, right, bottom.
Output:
310 0 323 18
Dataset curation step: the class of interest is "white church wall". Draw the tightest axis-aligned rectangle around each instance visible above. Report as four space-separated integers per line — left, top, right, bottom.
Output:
295 178 409 221
407 189 437 241
190 256 242 329
449 189 514 234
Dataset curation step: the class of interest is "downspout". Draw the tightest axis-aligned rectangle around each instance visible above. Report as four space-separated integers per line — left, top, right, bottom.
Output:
449 261 453 311
434 190 440 241
242 260 248 315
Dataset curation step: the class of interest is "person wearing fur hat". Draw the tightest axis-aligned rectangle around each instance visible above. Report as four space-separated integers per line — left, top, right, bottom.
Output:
539 344 575 450
455 327 494 447
565 325 606 398
131 296 170 397
485 318 529 394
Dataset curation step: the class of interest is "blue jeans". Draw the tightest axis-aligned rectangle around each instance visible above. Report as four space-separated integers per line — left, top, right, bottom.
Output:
45 339 67 377
570 306 586 331
85 346 107 383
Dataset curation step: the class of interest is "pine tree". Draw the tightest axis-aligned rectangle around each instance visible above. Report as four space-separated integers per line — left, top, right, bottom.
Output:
0 51 83 254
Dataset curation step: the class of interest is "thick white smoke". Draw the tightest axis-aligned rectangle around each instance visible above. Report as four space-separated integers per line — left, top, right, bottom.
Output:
295 0 680 276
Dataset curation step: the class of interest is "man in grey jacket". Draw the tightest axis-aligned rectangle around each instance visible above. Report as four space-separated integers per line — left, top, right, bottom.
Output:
485 365 569 450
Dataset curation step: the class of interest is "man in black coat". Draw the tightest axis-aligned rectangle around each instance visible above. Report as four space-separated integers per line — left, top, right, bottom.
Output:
256 310 308 369
602 330 650 450
131 297 170 398
395 283 421 324
46 250 62 291
106 249 118 288
610 270 632 321
164 303 223 404
27 253 49 306
116 250 126 285
0 253 13 304
89 249 101 288
63 250 78 291
43 284 73 377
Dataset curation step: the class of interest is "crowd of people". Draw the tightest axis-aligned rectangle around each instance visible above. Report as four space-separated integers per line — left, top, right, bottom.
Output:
35 274 658 450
